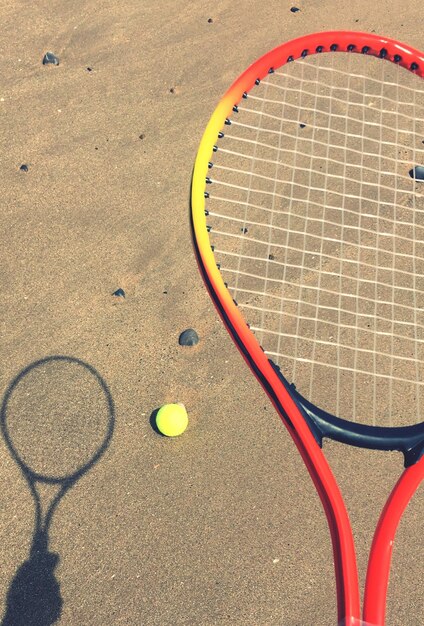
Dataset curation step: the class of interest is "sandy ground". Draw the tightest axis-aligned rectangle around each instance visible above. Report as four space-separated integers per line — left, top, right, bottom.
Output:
0 1 423 624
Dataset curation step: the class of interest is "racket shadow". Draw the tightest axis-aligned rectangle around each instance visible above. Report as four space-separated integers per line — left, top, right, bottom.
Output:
0 355 115 626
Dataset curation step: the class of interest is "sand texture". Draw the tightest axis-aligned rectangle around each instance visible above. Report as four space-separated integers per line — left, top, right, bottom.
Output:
0 1 423 624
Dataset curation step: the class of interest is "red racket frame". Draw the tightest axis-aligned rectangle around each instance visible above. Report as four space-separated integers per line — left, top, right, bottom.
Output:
191 31 424 625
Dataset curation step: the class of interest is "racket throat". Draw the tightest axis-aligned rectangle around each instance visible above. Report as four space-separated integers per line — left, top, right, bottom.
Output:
269 360 424 467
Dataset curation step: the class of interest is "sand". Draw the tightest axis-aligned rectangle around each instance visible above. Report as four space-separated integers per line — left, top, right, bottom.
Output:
0 1 423 624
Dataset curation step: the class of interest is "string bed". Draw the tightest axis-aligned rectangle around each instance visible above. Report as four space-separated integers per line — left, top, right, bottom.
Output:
206 51 424 427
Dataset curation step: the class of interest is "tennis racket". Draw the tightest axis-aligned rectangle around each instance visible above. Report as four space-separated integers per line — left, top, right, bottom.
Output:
190 31 424 626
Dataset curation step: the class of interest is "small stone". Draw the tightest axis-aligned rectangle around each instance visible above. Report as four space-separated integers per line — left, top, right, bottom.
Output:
290 6 300 12
410 166 424 181
19 164 29 172
139 133 145 140
179 328 199 346
112 288 125 298
42 52 59 66
241 227 248 234
268 254 275 260
169 87 175 94
86 67 92 72
299 123 306 128
207 18 213 23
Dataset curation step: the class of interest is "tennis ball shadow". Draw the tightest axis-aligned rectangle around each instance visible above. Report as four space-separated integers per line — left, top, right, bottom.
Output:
149 408 164 436
0 356 115 626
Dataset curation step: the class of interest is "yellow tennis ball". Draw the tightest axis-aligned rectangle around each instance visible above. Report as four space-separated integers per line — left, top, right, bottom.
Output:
156 403 188 437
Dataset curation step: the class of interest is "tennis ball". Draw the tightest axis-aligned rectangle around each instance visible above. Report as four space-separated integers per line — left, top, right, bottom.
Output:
156 403 188 437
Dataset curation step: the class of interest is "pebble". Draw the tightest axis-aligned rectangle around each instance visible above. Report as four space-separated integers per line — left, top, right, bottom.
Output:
112 288 125 298
42 52 59 66
410 166 424 180
179 328 199 346
19 164 29 172
290 6 300 12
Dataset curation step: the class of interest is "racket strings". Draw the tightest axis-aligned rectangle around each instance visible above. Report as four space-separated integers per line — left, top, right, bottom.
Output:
353 55 368 421
206 51 424 426
288 59 313 385
411 83 422 421
233 70 270 298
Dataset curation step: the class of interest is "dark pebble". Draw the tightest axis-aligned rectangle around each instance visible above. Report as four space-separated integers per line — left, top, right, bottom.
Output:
139 133 145 140
179 328 199 346
19 164 29 172
290 6 300 12
42 52 59 66
86 67 92 72
208 18 213 23
409 166 424 180
112 288 125 297
268 254 275 260
241 227 248 233
299 123 306 128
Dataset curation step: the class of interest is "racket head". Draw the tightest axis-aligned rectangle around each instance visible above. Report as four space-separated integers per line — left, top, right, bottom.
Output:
191 31 424 465
0 356 115 484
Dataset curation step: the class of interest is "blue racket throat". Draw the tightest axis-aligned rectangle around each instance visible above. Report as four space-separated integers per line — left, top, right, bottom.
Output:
270 360 424 468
